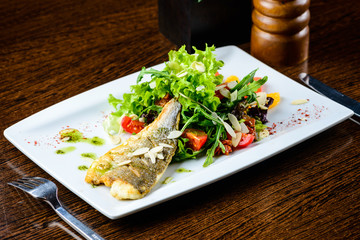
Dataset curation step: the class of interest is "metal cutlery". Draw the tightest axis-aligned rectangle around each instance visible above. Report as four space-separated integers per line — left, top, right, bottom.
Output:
8 177 104 240
299 73 360 125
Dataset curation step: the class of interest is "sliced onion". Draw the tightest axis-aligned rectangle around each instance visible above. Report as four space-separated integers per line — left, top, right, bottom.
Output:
227 81 237 89
159 143 174 148
228 113 241 131
223 121 236 138
211 112 219 125
219 88 231 98
167 130 183 139
240 122 249 133
131 147 150 156
230 90 238 102
232 132 242 147
117 160 132 166
150 146 164 154
212 111 236 137
256 92 267 106
215 84 227 91
291 99 309 105
145 151 156 164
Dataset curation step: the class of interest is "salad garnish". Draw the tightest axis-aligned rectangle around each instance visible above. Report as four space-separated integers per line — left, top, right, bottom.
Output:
104 45 277 167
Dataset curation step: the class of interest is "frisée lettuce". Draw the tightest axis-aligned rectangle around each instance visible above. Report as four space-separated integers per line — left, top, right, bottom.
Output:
104 45 271 166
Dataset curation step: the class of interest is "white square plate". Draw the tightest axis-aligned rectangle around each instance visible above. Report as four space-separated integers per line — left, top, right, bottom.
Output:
4 46 353 219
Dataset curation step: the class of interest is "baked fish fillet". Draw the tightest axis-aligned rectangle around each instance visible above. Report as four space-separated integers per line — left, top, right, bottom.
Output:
85 98 181 200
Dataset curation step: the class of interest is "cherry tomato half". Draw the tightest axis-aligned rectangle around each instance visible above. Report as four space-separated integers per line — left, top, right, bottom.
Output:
182 128 208 151
121 116 145 134
236 133 255 149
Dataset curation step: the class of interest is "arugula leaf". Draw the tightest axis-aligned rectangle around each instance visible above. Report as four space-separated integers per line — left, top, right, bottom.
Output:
173 137 200 161
231 68 258 92
180 112 200 132
203 124 224 167
237 76 267 100
105 44 269 167
137 67 171 84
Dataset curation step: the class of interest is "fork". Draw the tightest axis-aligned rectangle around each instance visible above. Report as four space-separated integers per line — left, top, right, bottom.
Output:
8 177 104 240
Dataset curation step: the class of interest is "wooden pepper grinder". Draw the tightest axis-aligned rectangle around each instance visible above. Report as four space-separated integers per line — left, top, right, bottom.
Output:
251 0 310 66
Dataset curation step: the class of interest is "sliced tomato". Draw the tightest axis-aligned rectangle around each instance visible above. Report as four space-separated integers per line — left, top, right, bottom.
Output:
236 133 255 149
215 71 220 76
121 116 145 134
182 128 208 151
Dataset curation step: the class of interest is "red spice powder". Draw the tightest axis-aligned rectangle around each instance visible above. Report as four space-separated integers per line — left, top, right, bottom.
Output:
268 104 328 135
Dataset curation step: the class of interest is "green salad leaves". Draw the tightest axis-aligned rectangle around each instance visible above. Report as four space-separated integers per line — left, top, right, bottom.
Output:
109 45 224 117
106 45 268 167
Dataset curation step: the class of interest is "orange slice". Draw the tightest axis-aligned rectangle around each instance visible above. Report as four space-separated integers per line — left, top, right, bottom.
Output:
267 92 280 109
225 75 239 83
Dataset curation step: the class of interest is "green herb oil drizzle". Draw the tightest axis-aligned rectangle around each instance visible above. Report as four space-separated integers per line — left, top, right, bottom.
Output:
176 168 192 173
59 128 105 146
55 146 76 154
81 152 98 160
78 165 89 171
162 177 174 184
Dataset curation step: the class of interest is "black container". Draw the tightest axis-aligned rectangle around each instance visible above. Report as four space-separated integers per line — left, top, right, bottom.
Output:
158 0 252 52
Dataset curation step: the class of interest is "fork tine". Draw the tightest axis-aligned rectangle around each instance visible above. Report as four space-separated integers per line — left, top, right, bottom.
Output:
17 179 39 188
9 177 103 239
21 177 43 186
8 181 33 192
24 176 48 183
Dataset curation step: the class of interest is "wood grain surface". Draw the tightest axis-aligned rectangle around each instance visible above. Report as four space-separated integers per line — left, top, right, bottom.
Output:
1 0 360 239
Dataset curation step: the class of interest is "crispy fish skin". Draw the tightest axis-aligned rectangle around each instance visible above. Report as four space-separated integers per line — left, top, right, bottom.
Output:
85 98 181 200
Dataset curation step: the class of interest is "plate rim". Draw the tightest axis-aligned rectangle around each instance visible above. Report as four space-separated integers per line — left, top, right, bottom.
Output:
4 45 354 219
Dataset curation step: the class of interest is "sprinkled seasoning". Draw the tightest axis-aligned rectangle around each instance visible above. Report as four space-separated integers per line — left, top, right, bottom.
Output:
268 104 328 135
24 118 105 149
25 136 60 148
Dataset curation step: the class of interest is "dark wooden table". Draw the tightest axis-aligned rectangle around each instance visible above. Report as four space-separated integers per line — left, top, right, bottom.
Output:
1 0 360 239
